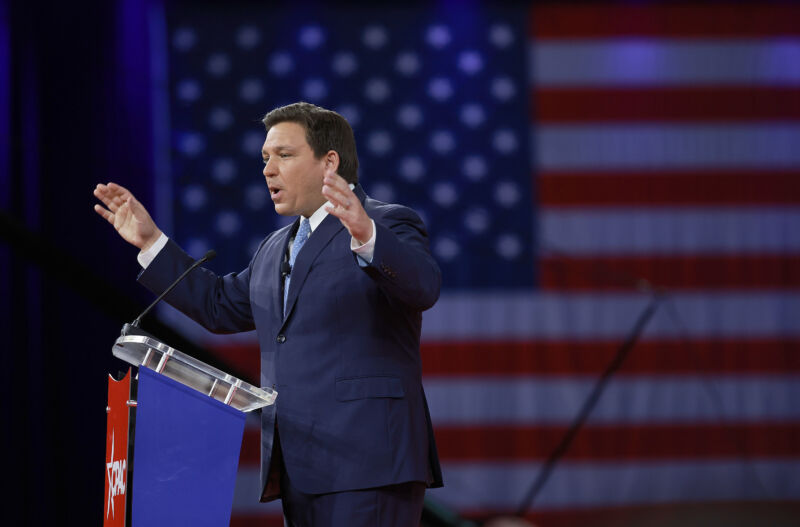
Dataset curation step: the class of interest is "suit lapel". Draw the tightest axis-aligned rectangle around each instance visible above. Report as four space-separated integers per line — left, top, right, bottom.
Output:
281 185 367 322
353 184 367 207
283 213 344 322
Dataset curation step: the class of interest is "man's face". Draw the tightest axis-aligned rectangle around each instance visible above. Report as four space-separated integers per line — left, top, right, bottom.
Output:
262 121 327 218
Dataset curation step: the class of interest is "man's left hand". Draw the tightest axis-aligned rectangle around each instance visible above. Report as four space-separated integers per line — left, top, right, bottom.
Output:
322 169 373 244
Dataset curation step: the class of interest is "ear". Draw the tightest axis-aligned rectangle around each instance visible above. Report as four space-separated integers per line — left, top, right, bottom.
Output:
324 150 340 174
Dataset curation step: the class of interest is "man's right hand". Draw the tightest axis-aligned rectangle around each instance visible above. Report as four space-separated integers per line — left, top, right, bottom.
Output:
93 182 163 251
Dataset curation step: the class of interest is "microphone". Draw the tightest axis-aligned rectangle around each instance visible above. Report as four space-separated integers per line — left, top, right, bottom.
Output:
280 260 291 278
126 249 217 332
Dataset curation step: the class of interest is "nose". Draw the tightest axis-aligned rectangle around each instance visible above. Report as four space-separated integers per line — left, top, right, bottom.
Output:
263 158 277 178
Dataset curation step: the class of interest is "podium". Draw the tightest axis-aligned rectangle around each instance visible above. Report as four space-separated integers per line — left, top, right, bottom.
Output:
104 326 276 527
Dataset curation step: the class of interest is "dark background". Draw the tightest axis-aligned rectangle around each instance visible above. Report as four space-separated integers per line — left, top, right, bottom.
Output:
2 1 165 522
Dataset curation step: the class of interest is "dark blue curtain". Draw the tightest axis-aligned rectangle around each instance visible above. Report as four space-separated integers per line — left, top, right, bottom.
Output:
2 0 163 521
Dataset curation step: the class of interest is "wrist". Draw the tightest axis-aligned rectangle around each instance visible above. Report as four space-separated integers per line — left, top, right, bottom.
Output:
355 224 373 246
139 229 163 252
353 218 376 247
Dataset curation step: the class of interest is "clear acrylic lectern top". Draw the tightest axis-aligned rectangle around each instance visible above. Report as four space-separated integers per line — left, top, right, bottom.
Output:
113 328 276 413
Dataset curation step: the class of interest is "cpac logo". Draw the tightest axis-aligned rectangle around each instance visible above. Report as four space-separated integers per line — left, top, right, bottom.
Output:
106 430 128 519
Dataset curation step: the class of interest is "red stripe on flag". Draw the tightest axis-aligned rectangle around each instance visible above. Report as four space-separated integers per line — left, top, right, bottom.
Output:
538 171 800 206
205 346 259 382
420 339 800 376
462 501 800 527
530 5 800 38
434 423 800 461
540 255 800 290
239 421 800 465
230 515 284 527
220 339 800 381
240 427 261 465
534 87 800 123
228 502 800 527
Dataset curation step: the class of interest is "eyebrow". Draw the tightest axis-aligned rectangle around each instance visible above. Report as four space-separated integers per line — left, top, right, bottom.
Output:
262 145 297 157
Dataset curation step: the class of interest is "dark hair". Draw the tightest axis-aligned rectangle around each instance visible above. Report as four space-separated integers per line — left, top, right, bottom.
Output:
262 102 359 184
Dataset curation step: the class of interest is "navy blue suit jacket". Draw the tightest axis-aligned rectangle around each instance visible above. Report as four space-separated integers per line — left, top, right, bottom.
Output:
138 185 444 499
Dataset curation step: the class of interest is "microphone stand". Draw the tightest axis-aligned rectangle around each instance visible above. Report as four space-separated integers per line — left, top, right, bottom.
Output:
121 249 216 336
513 291 663 517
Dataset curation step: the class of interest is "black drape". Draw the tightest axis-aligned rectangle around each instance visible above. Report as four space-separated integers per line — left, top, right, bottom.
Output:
2 0 163 522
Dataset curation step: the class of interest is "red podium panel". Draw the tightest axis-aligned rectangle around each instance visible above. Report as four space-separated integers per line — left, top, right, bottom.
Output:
104 369 132 527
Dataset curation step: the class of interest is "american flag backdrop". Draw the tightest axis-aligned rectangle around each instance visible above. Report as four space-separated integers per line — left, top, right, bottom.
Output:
154 3 800 525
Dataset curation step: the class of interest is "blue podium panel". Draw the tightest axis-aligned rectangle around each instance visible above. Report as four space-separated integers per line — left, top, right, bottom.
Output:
132 367 246 527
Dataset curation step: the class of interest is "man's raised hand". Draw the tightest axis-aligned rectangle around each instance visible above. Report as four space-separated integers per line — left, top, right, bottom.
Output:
322 170 373 245
93 182 162 251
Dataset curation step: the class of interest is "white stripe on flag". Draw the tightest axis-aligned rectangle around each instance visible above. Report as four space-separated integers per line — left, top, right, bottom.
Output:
422 292 800 340
534 124 800 170
427 459 800 510
540 207 800 255
424 375 800 425
530 40 800 86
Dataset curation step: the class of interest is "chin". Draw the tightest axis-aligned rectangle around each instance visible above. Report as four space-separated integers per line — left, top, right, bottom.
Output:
273 205 292 217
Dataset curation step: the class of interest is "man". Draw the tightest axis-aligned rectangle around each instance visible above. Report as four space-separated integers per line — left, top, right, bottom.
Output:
94 102 443 525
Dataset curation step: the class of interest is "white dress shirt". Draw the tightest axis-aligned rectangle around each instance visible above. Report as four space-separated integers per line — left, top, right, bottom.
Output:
138 186 376 269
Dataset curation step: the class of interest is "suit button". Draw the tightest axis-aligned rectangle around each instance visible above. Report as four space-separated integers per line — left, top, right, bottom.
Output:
276 334 286 344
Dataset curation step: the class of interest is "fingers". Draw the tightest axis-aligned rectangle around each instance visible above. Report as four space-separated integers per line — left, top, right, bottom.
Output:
93 181 134 228
323 184 353 218
322 173 354 210
93 199 130 227
94 182 130 198
104 182 133 201
93 182 162 250
322 166 352 208
93 203 114 224
322 173 373 243
94 181 138 219
324 202 349 221
323 190 354 219
94 183 128 213
107 182 131 194
323 190 351 212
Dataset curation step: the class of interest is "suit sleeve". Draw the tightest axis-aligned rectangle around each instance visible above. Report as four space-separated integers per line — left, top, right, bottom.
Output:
137 238 255 334
361 204 441 311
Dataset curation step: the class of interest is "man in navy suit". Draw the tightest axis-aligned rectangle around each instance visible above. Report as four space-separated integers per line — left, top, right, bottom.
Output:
94 102 443 526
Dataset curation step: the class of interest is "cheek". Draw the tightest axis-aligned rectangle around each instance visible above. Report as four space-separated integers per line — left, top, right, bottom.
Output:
298 170 320 193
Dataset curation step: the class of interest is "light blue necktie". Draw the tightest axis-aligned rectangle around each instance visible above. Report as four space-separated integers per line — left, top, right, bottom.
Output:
284 218 311 315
